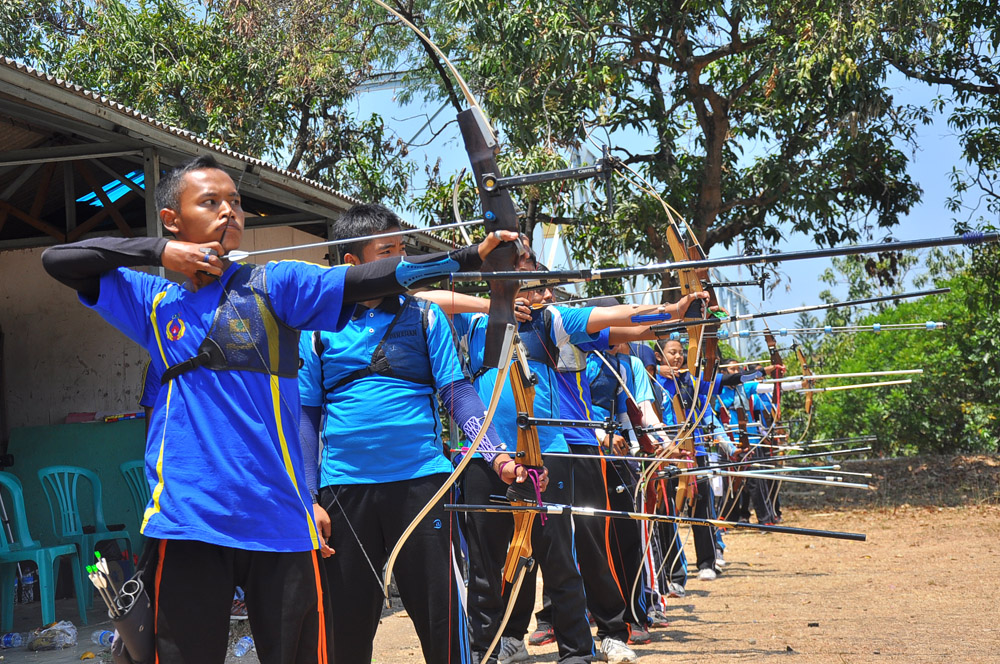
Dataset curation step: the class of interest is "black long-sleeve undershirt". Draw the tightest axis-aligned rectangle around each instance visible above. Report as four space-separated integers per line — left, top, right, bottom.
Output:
41 236 483 304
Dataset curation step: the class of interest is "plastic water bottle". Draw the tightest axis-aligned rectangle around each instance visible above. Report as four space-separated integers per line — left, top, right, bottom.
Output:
19 573 34 603
233 635 254 657
0 632 28 648
91 630 115 646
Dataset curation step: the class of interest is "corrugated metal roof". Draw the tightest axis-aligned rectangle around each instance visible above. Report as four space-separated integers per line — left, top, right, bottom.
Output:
0 56 362 209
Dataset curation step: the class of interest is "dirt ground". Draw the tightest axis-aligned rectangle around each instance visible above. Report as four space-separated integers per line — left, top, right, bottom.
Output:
3 455 996 663
370 454 1000 663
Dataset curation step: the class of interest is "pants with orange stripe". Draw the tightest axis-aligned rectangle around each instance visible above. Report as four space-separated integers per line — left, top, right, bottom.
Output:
533 445 637 640
147 539 331 664
462 456 593 663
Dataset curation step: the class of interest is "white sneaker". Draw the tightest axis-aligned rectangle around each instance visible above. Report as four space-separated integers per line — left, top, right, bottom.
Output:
698 567 717 581
601 637 639 663
498 637 529 664
666 582 686 598
715 549 727 567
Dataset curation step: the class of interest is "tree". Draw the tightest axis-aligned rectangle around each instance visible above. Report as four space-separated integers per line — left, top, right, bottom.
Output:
797 245 1000 454
877 0 1000 225
410 0 927 275
3 0 416 205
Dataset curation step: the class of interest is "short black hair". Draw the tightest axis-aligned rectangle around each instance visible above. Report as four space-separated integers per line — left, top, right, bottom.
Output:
155 154 225 213
333 203 403 260
586 295 622 307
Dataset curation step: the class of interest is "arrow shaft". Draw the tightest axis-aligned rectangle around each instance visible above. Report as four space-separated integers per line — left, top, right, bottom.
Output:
227 218 484 261
444 502 867 541
658 289 950 332
450 232 999 283
759 369 923 383
801 379 913 393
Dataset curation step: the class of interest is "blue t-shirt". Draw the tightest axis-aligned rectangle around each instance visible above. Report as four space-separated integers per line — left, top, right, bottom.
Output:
660 372 720 454
299 296 463 486
585 351 644 421
85 260 351 552
554 329 610 448
454 305 598 454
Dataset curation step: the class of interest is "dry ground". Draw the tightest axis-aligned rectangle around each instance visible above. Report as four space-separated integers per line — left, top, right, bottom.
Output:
3 455 996 663
371 455 1000 663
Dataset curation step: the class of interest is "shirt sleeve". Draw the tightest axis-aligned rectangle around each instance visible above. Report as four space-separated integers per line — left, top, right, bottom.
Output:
298 331 326 408
86 268 166 349
265 260 354 332
548 305 600 347
574 327 610 353
630 356 656 404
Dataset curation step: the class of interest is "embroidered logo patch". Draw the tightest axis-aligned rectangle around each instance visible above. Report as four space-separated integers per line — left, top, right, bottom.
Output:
166 316 186 341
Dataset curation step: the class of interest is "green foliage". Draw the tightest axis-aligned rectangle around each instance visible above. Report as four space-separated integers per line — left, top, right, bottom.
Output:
795 246 1000 454
428 0 927 269
876 0 1000 224
4 0 415 206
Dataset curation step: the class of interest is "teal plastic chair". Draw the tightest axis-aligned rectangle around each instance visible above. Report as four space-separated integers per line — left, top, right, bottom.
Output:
0 472 88 631
37 466 132 609
119 460 150 553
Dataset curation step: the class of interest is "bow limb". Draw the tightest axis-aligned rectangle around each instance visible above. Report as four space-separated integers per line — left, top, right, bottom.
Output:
718 406 752 522
368 0 528 603
382 324 517 599
481 345 542 664
793 344 816 445
760 329 787 508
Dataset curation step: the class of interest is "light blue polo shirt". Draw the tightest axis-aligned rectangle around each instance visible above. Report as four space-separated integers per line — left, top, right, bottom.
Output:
299 296 462 486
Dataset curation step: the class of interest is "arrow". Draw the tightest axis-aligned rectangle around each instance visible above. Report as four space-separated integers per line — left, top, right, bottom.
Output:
444 502 867 541
756 369 924 383
800 378 914 393
449 231 999 284
655 288 950 333
223 218 484 262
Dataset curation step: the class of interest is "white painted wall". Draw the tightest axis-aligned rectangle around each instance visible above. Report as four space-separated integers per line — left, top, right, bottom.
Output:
0 227 330 428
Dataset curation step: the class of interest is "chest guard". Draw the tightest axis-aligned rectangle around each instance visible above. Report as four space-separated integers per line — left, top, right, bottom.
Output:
518 308 559 367
161 264 299 384
675 374 696 412
589 355 627 416
556 341 588 373
328 295 434 393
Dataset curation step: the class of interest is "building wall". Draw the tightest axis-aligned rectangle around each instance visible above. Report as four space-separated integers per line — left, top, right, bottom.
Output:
0 227 329 429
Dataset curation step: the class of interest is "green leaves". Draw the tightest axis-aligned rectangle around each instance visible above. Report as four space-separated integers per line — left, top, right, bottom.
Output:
796 245 1000 454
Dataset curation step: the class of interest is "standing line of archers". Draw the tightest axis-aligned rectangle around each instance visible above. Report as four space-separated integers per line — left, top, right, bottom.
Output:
42 150 994 663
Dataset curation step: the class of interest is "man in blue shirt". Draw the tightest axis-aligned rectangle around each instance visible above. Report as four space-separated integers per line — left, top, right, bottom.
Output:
298 204 530 664
41 155 516 664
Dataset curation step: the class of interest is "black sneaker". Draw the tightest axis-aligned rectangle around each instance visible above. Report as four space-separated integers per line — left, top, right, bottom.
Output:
628 624 651 645
527 623 555 646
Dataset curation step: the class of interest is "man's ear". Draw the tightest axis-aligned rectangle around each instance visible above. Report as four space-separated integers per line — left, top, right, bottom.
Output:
161 207 181 236
342 252 361 266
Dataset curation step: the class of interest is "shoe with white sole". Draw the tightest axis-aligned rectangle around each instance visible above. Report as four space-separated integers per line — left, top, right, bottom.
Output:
666 582 686 598
698 567 717 581
601 637 639 663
